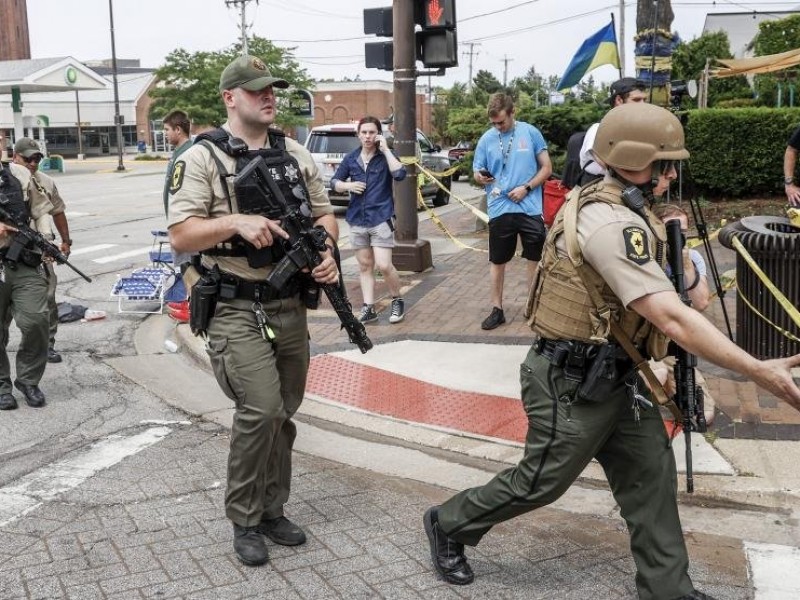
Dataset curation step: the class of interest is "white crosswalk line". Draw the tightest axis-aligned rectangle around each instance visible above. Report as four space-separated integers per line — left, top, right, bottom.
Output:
93 246 153 264
0 427 172 527
69 243 116 256
746 542 800 599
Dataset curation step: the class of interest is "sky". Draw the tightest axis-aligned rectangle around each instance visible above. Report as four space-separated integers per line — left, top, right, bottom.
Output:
26 0 800 89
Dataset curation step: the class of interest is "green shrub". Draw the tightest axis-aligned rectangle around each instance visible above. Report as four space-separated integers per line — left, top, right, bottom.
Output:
134 154 168 161
685 107 800 196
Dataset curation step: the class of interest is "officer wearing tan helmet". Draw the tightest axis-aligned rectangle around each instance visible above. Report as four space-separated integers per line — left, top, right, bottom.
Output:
423 103 800 599
168 54 338 567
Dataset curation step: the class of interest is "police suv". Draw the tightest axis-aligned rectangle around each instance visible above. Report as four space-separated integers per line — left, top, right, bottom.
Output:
304 123 452 207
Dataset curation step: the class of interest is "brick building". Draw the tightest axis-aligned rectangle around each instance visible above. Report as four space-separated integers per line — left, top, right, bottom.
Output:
0 0 30 61
312 80 433 133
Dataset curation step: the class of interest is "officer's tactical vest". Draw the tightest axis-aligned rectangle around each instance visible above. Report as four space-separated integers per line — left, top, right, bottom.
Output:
0 162 30 224
527 179 670 360
195 127 310 263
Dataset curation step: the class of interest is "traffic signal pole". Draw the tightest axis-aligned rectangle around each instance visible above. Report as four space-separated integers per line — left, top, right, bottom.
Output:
391 0 433 272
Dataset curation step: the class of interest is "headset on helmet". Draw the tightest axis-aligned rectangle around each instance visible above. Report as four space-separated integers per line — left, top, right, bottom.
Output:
592 103 689 172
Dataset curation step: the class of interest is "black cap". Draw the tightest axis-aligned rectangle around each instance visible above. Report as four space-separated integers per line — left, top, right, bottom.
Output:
609 77 645 105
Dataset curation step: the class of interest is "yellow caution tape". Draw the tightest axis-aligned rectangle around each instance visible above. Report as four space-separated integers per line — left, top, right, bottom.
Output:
735 285 800 344
411 158 489 224
686 228 718 249
730 235 800 337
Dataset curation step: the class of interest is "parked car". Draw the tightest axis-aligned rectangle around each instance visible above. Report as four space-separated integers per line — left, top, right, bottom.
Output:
304 123 452 207
447 141 473 181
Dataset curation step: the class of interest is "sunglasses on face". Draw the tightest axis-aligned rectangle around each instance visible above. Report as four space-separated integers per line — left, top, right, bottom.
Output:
23 154 43 164
657 160 677 174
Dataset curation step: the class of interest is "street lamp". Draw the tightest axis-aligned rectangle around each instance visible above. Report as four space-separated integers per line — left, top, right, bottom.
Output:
108 0 125 171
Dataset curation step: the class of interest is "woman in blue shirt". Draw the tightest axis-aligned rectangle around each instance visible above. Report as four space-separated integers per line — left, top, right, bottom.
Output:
331 116 407 324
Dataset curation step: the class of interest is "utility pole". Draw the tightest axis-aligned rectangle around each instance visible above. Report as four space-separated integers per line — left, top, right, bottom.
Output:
108 0 124 172
619 0 626 76
501 55 513 87
392 0 432 272
462 42 480 90
225 0 258 54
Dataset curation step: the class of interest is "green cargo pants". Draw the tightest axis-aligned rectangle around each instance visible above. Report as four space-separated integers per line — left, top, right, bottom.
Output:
44 262 58 348
437 345 694 600
0 262 49 394
206 295 309 527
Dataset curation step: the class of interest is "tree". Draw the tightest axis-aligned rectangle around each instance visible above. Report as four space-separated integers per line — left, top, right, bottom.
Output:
473 70 503 96
671 31 751 107
752 15 800 107
149 36 314 129
636 0 673 31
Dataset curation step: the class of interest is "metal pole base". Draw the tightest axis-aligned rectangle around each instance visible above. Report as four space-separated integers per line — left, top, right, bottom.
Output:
392 238 433 272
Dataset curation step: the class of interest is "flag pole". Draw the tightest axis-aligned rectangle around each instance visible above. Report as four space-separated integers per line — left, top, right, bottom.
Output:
611 12 622 79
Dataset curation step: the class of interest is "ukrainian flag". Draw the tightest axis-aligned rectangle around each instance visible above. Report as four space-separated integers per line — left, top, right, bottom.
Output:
557 21 620 92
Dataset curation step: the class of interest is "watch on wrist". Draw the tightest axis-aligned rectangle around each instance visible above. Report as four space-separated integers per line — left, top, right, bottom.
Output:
784 176 794 186
63 239 72 245
524 183 533 192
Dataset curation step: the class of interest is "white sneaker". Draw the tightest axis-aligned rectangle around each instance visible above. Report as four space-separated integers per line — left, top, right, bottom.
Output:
389 298 405 324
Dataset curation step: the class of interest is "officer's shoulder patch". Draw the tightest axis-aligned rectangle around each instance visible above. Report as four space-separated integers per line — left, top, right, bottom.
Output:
169 160 185 195
622 226 650 265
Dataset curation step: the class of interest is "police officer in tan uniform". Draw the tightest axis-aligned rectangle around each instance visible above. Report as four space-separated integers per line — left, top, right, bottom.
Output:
12 138 72 363
168 55 338 567
0 155 63 409
423 103 800 599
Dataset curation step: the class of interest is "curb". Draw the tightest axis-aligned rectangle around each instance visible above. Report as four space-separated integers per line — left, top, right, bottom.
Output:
168 316 800 514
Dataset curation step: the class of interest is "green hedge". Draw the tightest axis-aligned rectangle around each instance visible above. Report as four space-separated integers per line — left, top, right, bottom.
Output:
685 107 800 196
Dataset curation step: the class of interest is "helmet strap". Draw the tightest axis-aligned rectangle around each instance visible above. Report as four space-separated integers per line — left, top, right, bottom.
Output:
609 167 656 200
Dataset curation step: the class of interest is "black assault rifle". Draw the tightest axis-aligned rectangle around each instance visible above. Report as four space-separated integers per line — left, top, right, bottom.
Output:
235 156 372 354
0 195 92 282
665 219 707 493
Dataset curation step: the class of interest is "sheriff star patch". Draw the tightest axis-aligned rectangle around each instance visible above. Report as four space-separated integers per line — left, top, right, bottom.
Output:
169 161 185 195
623 226 650 265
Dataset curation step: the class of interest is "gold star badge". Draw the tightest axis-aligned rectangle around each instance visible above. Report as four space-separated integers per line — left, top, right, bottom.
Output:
623 226 650 265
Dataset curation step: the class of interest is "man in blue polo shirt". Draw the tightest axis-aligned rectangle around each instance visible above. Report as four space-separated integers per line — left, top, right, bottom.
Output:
473 93 552 330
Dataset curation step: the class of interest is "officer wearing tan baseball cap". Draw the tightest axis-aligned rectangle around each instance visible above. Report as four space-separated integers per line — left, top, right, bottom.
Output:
218 55 289 92
13 138 44 161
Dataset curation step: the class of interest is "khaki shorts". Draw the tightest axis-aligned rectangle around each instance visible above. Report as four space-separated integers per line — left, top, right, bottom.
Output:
349 219 395 250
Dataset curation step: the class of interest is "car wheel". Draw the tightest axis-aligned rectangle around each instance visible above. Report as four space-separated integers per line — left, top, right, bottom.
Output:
433 177 451 207
451 171 460 182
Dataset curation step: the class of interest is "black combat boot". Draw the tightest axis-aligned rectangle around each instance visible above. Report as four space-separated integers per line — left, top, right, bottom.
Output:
233 524 269 566
258 516 306 546
674 592 717 600
423 506 474 585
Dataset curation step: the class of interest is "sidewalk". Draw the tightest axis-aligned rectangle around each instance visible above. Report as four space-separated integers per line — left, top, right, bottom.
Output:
168 194 800 512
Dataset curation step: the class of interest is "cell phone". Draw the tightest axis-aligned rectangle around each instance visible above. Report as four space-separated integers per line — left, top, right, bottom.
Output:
478 168 494 179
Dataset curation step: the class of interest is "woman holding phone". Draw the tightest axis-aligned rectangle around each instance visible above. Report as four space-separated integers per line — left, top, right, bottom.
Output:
331 116 408 324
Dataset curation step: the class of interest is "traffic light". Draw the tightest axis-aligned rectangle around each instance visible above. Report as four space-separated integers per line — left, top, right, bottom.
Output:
363 1 458 71
364 7 393 71
415 0 458 68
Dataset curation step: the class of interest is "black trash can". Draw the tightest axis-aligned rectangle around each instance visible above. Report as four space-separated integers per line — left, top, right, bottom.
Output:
719 215 800 359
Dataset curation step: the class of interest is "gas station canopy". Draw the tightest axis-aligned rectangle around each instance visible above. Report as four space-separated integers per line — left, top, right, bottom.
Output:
0 56 107 93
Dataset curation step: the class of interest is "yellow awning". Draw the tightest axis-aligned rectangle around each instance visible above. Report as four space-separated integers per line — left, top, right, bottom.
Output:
710 47 800 78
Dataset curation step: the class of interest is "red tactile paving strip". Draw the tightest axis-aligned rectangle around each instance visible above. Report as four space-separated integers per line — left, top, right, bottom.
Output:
307 354 528 443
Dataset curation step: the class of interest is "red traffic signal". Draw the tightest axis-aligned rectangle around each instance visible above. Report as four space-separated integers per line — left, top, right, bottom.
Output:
417 0 456 29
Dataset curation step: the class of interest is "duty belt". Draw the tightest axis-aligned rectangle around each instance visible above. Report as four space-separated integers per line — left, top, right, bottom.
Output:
534 337 633 381
217 273 300 302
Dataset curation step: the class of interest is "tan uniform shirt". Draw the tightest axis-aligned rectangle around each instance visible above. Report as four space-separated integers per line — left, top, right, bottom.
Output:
168 125 333 280
29 170 66 238
1 163 56 249
555 200 674 308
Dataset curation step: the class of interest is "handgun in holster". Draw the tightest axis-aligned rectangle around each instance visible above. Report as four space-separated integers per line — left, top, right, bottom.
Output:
189 265 221 337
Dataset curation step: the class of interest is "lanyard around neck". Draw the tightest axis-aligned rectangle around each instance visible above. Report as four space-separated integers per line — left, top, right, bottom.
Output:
498 123 516 175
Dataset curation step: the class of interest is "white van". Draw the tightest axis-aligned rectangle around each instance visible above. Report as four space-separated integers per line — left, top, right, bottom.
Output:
304 123 452 207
